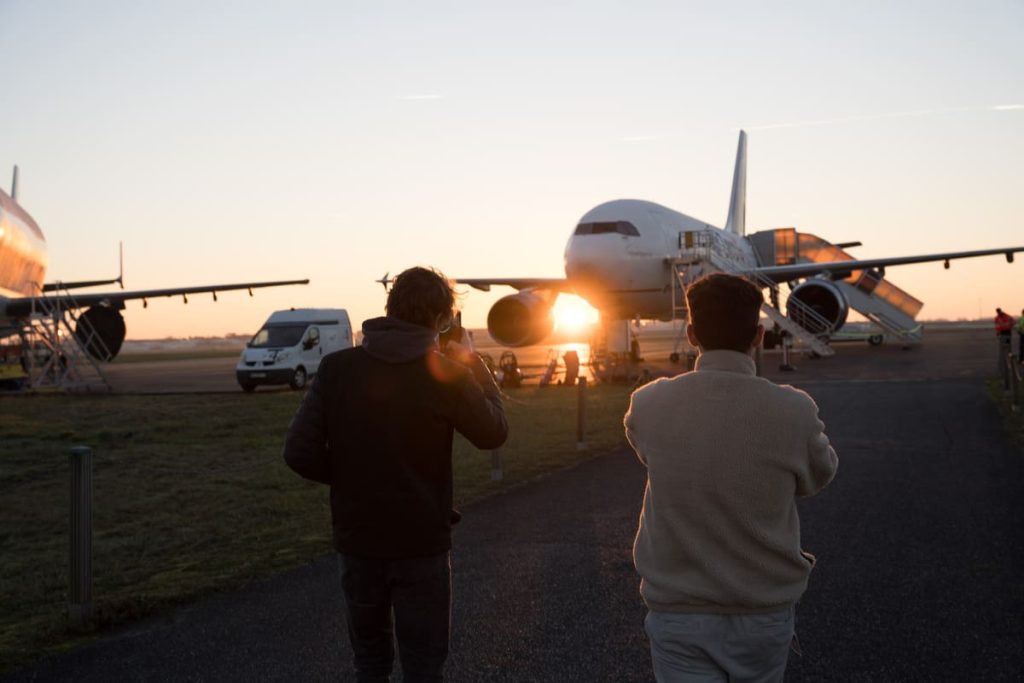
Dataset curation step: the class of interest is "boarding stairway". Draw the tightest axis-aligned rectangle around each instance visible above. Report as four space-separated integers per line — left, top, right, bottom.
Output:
760 227 924 345
20 285 112 392
671 230 836 357
831 275 923 345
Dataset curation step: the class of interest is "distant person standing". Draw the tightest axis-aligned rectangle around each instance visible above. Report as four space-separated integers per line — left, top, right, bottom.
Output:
283 266 508 683
1016 309 1024 364
625 273 838 683
995 308 1014 349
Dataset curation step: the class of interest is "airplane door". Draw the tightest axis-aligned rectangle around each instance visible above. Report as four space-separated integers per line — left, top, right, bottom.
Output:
302 326 321 372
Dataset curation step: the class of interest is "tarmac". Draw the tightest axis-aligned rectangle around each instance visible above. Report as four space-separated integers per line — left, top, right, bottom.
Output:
102 325 998 393
5 327 1022 681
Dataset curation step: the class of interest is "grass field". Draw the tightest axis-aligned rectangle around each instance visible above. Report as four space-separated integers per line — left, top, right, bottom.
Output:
0 382 631 673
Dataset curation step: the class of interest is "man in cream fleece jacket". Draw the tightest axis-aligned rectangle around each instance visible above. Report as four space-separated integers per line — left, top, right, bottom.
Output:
625 273 838 683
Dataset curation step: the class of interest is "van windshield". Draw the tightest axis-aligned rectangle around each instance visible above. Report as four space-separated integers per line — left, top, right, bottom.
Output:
248 325 307 348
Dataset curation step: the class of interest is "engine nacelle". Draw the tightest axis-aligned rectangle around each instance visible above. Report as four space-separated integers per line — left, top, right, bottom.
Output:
487 292 554 347
75 306 126 361
786 279 849 333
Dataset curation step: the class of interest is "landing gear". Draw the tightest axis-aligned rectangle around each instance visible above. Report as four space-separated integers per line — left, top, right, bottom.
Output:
591 318 644 383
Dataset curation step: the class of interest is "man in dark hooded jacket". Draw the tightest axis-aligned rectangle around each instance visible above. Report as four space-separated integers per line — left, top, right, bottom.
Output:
283 266 508 683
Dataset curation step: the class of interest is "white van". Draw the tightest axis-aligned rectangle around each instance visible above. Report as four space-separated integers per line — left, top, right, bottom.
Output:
236 308 353 391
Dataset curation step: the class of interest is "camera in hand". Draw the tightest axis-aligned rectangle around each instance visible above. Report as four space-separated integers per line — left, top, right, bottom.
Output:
439 312 464 351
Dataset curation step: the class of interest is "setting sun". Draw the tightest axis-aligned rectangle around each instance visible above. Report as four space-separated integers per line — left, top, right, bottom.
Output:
552 294 600 333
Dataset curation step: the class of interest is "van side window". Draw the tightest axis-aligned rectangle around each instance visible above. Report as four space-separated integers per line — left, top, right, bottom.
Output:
306 326 320 348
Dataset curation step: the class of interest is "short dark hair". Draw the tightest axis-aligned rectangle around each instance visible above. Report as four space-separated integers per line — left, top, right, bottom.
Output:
686 273 763 352
386 266 457 329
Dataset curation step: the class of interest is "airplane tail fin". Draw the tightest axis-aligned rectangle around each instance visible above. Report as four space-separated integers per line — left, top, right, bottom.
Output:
724 131 747 236
10 165 19 202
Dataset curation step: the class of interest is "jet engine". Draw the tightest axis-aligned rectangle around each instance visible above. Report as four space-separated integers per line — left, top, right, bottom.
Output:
486 292 554 347
74 305 126 361
786 279 849 332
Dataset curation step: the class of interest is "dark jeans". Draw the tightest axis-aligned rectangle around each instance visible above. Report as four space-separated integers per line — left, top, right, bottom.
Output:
338 552 451 683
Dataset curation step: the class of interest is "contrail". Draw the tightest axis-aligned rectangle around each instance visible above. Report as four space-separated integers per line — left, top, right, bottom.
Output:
746 105 1022 131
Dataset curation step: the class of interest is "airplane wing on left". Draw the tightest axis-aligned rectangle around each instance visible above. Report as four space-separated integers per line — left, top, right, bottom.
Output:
749 246 1024 282
454 277 572 292
3 279 309 319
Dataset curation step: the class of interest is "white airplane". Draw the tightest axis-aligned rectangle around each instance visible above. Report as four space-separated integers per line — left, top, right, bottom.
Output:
455 131 1023 361
0 167 308 360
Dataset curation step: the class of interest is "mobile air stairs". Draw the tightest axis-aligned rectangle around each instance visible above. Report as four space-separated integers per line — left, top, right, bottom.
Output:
17 285 112 392
671 228 924 361
748 228 924 347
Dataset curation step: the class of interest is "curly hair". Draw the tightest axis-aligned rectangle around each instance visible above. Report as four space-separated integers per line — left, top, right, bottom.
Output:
386 266 458 329
685 273 763 352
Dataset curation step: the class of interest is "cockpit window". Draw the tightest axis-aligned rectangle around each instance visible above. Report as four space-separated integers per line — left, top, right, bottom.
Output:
574 221 640 237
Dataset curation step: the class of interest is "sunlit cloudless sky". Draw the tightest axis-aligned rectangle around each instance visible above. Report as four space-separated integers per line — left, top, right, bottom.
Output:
1 0 1021 338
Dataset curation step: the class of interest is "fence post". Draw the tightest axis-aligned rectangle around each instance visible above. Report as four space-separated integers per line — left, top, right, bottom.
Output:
999 338 1011 390
69 445 94 632
491 449 503 481
576 377 587 451
1009 353 1020 411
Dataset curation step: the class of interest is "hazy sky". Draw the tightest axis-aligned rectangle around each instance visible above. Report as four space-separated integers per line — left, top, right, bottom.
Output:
1 1 1021 338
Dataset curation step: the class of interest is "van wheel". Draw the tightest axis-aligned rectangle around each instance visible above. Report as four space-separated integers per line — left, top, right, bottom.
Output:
868 334 883 346
289 367 307 390
240 382 257 393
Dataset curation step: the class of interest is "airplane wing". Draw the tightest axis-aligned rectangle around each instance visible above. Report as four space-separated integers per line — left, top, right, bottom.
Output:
750 247 1024 282
3 279 309 319
454 278 572 293
42 276 122 293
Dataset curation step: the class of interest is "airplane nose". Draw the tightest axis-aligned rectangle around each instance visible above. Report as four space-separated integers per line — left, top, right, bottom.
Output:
565 236 626 292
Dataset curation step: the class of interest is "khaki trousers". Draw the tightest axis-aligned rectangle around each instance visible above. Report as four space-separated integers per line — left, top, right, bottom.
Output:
645 608 794 683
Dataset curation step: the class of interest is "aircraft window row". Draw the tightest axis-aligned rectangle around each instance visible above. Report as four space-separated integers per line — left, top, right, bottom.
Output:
574 221 640 237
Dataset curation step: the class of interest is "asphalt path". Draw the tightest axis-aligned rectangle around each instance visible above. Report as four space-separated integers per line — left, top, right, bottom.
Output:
6 326 1021 681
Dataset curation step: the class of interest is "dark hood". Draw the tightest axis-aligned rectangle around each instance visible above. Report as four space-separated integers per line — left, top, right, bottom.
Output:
361 316 438 363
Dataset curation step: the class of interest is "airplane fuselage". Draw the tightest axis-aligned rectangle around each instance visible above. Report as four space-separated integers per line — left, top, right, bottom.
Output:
0 189 47 301
0 189 48 334
563 199 757 320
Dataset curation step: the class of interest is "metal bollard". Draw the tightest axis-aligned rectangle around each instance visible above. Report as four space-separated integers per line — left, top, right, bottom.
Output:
999 339 1011 389
491 449 503 482
1009 353 1020 411
69 446 94 632
576 377 587 451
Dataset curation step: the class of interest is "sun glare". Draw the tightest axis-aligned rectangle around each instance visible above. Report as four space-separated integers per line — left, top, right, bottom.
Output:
553 295 600 333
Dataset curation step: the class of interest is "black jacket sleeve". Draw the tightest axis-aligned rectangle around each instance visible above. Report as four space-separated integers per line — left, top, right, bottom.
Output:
452 353 509 450
282 373 331 484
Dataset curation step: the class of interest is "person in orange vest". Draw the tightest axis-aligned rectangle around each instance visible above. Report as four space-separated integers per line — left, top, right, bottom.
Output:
995 308 1014 348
